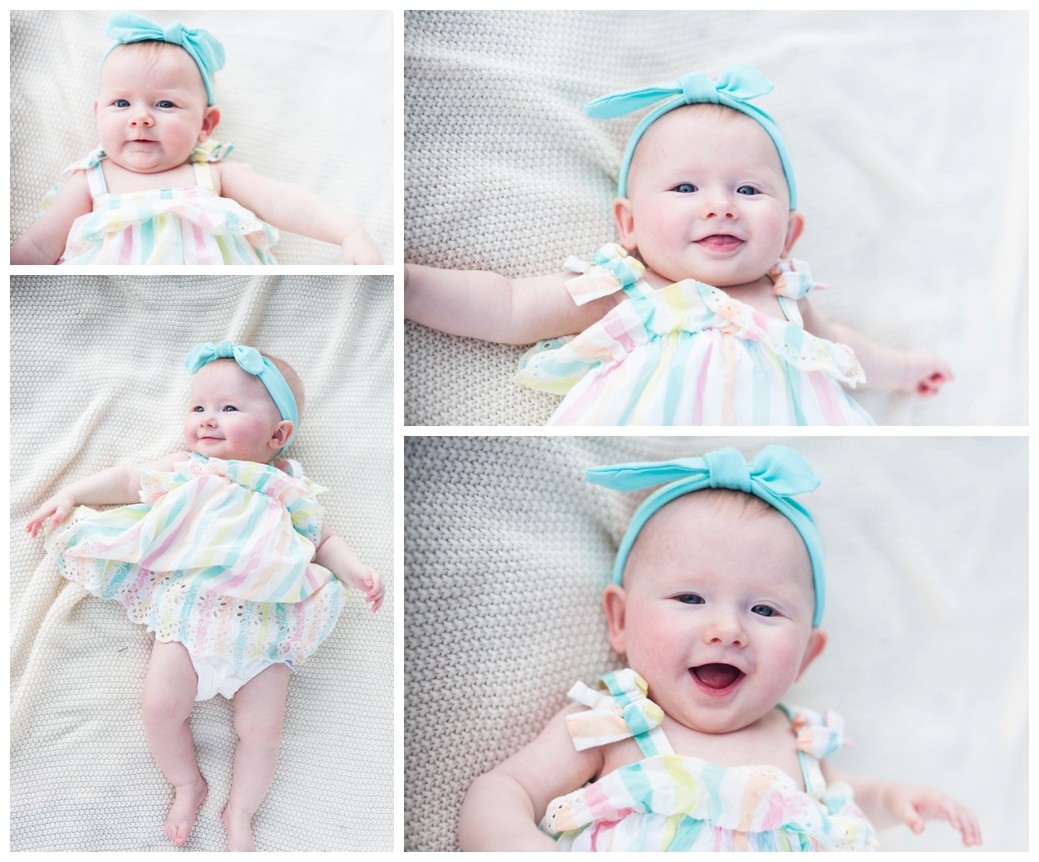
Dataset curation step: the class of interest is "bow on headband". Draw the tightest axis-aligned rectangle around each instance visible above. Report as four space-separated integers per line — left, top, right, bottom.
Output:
587 445 825 625
587 63 797 209
184 340 299 449
104 13 225 105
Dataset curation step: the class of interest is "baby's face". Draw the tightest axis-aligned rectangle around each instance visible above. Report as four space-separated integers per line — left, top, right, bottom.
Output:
184 361 290 464
604 492 823 735
96 44 217 174
614 105 800 287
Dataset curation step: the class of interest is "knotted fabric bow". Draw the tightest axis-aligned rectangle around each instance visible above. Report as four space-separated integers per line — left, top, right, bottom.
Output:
586 63 797 209
587 445 825 625
792 707 848 759
565 669 666 753
184 340 299 449
104 12 226 105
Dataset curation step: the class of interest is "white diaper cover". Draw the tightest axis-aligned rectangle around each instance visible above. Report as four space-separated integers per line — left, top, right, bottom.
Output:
190 654 290 701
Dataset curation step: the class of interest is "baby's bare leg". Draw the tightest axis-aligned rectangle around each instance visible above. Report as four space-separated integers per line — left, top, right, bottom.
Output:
141 639 207 846
222 663 290 851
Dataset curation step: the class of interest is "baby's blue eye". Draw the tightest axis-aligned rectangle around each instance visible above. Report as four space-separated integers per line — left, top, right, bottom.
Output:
221 405 238 412
114 99 130 108
676 593 704 605
751 604 776 617
737 185 759 196
191 405 203 413
673 183 698 194
156 100 175 109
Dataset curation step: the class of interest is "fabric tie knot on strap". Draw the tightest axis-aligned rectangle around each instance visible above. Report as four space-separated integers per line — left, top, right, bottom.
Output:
587 445 826 626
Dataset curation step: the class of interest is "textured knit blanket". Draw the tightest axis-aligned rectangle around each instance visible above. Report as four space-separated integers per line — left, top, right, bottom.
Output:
404 435 1026 850
11 277 394 851
403 10 1026 425
10 10 393 265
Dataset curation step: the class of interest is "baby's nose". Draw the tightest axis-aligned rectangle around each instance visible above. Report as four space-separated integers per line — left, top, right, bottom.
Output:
129 112 154 127
701 189 737 219
703 613 747 647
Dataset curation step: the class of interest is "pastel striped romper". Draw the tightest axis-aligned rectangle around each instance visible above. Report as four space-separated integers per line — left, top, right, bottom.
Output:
515 243 874 425
43 454 344 675
540 669 878 851
57 143 278 264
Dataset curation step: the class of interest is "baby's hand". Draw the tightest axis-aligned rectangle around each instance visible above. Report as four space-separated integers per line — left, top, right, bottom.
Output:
340 229 383 265
346 563 384 613
883 782 982 846
900 351 953 398
25 491 77 537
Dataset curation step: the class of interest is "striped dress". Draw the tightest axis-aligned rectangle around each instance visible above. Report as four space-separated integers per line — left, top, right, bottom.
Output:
540 669 878 851
515 244 874 425
43 454 343 669
56 142 278 264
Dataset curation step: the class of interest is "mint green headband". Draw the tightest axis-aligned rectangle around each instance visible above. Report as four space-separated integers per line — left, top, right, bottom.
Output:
184 341 298 449
104 13 225 106
587 445 824 626
587 64 797 210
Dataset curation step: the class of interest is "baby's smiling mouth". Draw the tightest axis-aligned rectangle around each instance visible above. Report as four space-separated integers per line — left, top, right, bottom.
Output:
696 235 744 251
691 663 745 691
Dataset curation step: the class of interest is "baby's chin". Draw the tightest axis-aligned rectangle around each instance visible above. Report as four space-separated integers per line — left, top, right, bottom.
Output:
105 144 198 175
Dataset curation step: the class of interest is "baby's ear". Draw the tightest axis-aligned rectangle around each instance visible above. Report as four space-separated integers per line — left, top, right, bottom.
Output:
796 628 827 680
602 584 629 654
612 197 638 251
782 211 805 257
269 419 294 449
198 106 221 143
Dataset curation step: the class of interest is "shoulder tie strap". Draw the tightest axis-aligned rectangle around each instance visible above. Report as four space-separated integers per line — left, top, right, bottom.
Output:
192 160 215 191
85 161 108 199
769 258 827 325
565 669 673 757
563 243 651 306
780 703 849 797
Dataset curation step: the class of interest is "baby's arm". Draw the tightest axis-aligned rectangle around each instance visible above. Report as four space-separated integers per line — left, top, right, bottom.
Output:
826 767 982 847
216 162 382 264
404 264 619 345
799 299 953 396
24 450 190 537
11 172 93 264
458 704 603 851
314 525 383 612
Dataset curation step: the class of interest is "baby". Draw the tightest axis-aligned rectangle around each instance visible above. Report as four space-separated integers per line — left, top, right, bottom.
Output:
11 13 382 265
405 65 951 425
458 446 980 850
25 340 384 851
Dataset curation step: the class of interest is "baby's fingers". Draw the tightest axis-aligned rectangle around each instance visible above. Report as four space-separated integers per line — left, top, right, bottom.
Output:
907 796 982 847
25 504 62 537
366 575 385 613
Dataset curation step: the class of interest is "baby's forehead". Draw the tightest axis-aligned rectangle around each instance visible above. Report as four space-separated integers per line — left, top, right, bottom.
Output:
627 490 813 587
189 360 267 395
100 41 205 90
630 103 785 179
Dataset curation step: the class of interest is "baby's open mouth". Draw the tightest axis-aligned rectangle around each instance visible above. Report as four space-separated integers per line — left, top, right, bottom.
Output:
691 663 744 690
696 235 743 251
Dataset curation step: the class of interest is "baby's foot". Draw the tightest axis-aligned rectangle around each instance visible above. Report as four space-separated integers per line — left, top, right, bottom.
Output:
221 806 256 852
164 777 208 846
